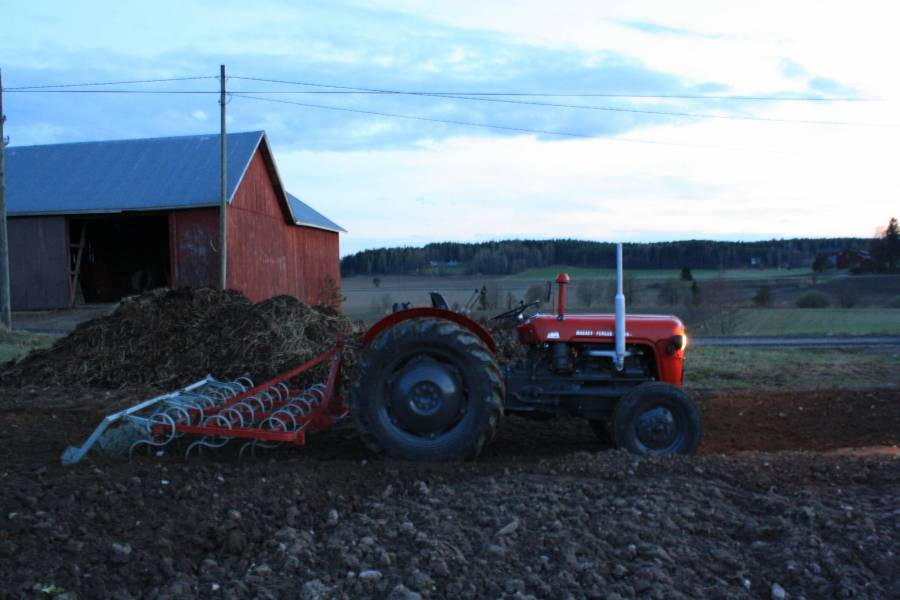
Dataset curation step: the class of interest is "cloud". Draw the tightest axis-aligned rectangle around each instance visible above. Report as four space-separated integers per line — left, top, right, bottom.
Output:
2 48 712 151
781 59 807 79
278 117 900 255
616 20 724 39
2 0 896 254
1 1 767 150
807 77 855 96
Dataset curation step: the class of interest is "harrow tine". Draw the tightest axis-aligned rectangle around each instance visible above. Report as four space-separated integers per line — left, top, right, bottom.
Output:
185 414 234 457
238 441 257 459
127 413 177 458
62 344 343 465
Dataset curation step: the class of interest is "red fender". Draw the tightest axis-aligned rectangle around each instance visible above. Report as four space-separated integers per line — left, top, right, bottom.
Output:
362 307 498 353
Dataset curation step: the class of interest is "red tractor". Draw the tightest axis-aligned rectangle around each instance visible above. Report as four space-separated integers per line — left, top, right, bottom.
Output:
351 244 700 460
63 245 700 465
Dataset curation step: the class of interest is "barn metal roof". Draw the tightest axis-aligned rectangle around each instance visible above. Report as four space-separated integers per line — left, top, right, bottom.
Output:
5 130 345 233
286 193 346 233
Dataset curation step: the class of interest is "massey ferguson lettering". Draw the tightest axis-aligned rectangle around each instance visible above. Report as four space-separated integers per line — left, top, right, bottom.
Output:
576 330 632 337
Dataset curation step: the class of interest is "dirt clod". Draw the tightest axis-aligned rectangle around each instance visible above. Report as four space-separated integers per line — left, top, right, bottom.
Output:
771 582 787 600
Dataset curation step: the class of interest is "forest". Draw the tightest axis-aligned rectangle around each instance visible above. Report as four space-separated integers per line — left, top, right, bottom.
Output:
340 237 872 277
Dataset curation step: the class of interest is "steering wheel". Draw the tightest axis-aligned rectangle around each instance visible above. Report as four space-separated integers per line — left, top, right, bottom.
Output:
491 300 541 322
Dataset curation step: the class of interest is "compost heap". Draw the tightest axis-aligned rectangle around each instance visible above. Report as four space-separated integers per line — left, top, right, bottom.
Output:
484 321 527 365
3 288 360 389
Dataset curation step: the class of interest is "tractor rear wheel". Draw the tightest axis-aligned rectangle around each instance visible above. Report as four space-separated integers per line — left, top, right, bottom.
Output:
611 382 701 455
351 318 504 461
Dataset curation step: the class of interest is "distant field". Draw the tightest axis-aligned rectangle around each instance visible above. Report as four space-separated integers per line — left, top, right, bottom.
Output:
342 272 900 330
506 266 812 281
705 308 900 336
685 346 900 391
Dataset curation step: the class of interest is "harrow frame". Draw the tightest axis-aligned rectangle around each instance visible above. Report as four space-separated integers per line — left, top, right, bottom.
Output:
61 341 345 465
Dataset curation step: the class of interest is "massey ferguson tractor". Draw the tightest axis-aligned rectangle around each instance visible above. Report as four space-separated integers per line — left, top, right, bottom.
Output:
63 244 700 465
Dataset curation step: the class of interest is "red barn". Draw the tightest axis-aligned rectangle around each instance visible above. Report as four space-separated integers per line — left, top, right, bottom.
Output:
5 131 344 309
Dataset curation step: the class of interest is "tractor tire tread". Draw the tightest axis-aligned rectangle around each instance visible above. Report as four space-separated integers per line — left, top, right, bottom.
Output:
351 317 503 461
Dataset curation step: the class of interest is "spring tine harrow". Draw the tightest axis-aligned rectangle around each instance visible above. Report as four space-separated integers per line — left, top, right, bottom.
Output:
61 340 346 465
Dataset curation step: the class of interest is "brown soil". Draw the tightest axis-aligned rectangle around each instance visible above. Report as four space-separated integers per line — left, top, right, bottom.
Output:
0 385 898 599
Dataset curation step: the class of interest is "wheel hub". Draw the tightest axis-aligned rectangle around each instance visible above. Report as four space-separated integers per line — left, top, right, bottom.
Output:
410 381 442 415
636 406 678 450
389 358 464 436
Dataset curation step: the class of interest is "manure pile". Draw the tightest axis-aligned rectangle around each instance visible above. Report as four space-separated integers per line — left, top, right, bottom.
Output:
4 288 360 389
486 322 527 365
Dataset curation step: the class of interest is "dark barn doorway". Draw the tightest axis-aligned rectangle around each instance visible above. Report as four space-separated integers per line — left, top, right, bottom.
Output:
69 214 171 303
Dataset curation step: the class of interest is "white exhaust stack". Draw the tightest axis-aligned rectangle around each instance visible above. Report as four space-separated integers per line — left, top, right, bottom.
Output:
614 242 626 371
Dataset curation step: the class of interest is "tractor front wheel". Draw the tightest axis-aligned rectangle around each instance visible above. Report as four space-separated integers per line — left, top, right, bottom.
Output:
351 318 504 461
611 382 701 455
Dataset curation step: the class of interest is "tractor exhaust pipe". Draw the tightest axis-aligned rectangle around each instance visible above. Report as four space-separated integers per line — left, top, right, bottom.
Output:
614 242 626 371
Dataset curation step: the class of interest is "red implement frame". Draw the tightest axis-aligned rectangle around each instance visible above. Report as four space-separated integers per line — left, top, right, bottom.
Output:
151 341 345 446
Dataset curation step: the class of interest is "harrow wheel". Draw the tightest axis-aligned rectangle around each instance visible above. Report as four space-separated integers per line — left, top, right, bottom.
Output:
352 318 503 461
611 382 702 455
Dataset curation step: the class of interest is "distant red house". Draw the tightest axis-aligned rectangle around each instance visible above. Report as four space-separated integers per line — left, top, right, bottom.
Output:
816 249 877 273
6 131 345 309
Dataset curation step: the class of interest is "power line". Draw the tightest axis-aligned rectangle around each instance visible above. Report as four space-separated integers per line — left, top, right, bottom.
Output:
230 75 882 103
6 86 887 102
6 76 217 90
231 93 793 154
230 76 900 128
9 87 895 128
6 89 219 94
6 74 883 102
6 72 888 109
369 92 900 128
7 73 895 129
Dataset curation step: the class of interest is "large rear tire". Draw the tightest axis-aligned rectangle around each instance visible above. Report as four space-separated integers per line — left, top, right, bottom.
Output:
352 318 504 461
611 382 701 455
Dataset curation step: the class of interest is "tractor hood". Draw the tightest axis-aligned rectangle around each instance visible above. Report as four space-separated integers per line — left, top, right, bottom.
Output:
517 313 685 345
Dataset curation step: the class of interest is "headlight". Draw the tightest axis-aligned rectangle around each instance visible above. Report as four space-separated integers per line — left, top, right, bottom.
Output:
666 334 687 355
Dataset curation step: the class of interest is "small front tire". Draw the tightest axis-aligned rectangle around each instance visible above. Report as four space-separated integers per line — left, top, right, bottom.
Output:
612 383 701 455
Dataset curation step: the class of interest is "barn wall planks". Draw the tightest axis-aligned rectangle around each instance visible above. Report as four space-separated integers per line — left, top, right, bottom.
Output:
227 150 340 305
298 226 341 305
8 217 69 310
170 208 219 289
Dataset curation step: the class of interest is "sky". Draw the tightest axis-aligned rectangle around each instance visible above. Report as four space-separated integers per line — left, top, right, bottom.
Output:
1 0 898 256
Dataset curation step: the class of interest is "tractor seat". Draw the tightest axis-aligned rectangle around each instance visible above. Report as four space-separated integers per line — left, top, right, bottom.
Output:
429 292 450 310
391 301 412 313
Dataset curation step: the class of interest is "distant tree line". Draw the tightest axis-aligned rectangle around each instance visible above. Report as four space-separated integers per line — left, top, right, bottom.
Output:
872 217 899 272
341 237 871 277
810 217 899 275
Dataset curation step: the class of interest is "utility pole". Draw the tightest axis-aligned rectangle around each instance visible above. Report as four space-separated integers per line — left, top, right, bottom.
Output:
219 64 227 291
0 69 12 329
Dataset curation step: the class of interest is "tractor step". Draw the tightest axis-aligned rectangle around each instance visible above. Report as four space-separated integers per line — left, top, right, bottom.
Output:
62 342 345 465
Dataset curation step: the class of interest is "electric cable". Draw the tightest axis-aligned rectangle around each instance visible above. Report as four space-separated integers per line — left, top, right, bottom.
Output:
231 93 795 154
230 75 881 102
5 76 218 90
